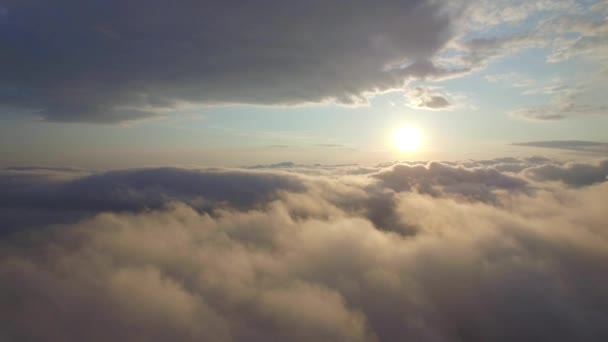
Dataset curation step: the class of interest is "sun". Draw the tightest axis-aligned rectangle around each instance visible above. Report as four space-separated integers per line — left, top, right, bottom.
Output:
394 125 423 152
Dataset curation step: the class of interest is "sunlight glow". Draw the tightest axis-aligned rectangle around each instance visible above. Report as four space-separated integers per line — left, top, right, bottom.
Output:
394 125 423 153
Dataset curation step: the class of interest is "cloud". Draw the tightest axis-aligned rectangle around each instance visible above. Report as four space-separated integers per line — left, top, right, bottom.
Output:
544 12 608 65
511 83 608 121
0 167 306 233
444 1 608 120
455 34 548 70
373 161 529 202
247 161 298 169
485 72 535 87
510 103 608 121
466 0 577 29
403 87 452 110
1 1 604 123
3 157 607 235
524 159 608 186
1 157 608 341
495 4 608 121
314 144 354 150
0 0 467 123
513 140 608 155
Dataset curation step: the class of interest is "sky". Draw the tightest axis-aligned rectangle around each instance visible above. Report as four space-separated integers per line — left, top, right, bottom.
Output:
1 1 608 341
0 0 607 168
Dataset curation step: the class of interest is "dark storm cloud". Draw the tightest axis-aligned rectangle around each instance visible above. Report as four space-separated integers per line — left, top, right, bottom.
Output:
0 0 464 122
1 158 608 341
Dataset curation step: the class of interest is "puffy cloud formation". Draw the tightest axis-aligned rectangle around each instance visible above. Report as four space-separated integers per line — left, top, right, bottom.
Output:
0 0 465 122
525 159 608 186
0 167 305 233
1 157 608 341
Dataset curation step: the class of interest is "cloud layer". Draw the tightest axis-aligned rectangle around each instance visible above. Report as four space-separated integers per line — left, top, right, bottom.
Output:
1 157 608 341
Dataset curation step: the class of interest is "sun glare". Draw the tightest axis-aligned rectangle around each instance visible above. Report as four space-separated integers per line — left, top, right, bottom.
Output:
394 125 423 153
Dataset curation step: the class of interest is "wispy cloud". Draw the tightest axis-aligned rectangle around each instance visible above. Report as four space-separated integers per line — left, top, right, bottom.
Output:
513 140 608 154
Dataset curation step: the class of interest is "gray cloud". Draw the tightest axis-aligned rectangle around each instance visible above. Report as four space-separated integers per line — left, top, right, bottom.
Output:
373 161 529 202
545 14 608 65
510 101 608 121
1 157 608 341
403 86 452 110
496 4 608 121
525 159 608 186
451 0 603 72
456 34 547 70
3 157 607 236
0 167 306 233
506 77 608 121
1 1 605 123
444 2 608 123
0 0 465 123
513 140 608 155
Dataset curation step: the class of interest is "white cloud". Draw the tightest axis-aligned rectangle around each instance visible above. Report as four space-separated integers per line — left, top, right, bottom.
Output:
1 158 608 340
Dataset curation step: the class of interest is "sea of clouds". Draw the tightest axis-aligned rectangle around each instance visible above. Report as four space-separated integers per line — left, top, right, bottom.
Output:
1 157 607 341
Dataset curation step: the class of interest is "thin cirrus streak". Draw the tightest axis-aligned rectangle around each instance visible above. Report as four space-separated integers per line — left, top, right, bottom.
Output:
1 157 607 341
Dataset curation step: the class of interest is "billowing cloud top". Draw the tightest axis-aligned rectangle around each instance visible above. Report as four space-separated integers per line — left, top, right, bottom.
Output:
0 0 463 122
1 157 608 341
